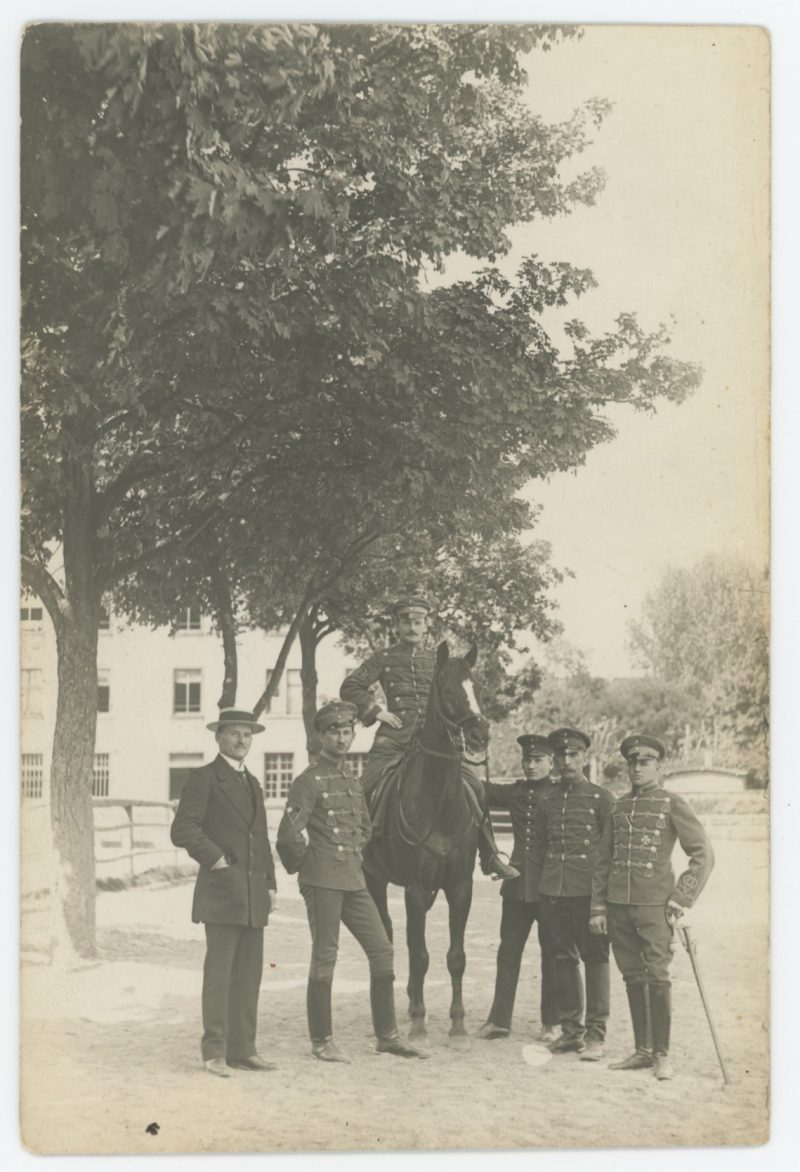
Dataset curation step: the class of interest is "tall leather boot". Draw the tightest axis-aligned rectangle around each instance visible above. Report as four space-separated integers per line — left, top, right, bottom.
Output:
307 980 350 1064
650 981 674 1080
370 976 427 1058
609 982 653 1070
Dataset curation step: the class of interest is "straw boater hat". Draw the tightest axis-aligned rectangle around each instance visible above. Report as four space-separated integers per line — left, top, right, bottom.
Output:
207 707 265 734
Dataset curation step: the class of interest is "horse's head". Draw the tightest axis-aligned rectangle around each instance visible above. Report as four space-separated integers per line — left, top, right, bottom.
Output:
432 640 490 759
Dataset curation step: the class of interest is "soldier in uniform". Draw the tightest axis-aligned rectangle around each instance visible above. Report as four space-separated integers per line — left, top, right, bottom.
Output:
535 727 613 1060
589 734 715 1080
340 594 518 881
276 701 425 1063
170 708 277 1077
477 733 560 1042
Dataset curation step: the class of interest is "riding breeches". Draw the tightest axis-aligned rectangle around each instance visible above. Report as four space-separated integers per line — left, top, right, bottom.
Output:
301 885 394 983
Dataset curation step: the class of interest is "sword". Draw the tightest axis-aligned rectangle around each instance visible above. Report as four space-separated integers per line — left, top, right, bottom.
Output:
678 923 731 1085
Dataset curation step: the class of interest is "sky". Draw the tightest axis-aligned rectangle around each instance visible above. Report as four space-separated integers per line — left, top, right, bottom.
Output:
436 25 770 676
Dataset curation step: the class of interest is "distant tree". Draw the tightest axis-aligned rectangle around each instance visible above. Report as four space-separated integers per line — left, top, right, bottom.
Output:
629 554 769 773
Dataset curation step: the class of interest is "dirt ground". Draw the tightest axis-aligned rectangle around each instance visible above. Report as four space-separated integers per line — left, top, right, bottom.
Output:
20 814 769 1155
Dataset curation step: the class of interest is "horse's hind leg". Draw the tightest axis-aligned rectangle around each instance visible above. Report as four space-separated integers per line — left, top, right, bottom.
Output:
445 876 473 1048
405 883 431 1040
365 870 393 943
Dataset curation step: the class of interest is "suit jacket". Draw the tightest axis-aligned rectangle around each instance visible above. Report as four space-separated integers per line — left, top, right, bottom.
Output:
170 755 276 927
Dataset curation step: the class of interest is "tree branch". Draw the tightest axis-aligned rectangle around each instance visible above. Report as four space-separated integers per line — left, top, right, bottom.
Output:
21 556 67 634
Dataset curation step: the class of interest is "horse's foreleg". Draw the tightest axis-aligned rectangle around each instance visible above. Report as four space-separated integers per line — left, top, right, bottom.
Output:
404 884 431 1040
445 877 473 1046
365 870 393 943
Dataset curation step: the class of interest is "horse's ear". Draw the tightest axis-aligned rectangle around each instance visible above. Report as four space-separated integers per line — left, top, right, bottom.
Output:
436 641 450 669
464 643 478 670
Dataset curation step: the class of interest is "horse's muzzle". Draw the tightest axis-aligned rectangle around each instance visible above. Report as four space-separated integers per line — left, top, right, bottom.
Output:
463 717 489 754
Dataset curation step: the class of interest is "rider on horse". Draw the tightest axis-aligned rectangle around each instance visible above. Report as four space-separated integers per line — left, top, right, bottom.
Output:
340 595 519 882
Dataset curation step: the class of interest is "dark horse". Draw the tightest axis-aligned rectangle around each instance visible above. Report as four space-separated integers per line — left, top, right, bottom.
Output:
362 641 489 1046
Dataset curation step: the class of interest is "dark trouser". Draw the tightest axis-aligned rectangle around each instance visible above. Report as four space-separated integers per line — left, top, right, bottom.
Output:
201 923 264 1062
488 898 559 1030
540 895 610 1042
302 885 396 1042
608 903 674 1055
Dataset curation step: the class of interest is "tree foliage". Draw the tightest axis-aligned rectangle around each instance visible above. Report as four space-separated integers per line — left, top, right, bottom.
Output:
629 554 769 772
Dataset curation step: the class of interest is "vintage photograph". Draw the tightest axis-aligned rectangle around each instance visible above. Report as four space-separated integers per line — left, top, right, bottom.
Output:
19 20 769 1155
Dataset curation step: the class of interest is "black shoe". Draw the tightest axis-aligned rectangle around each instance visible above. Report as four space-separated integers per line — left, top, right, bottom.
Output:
312 1038 351 1064
476 1021 510 1040
375 1034 429 1058
609 1051 653 1071
548 1034 586 1054
227 1054 277 1072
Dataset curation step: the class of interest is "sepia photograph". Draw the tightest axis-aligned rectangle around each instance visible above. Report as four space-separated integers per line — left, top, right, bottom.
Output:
15 6 779 1163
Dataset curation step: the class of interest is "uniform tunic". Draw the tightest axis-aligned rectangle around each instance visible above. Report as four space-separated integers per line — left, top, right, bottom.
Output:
340 642 435 759
276 754 393 984
537 779 613 898
590 782 715 912
276 756 373 889
591 781 715 984
487 777 552 901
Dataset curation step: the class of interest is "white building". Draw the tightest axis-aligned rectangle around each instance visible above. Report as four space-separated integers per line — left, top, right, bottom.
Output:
20 599 376 812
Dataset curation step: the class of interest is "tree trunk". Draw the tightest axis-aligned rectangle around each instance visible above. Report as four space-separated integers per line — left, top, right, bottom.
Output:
299 612 321 762
50 604 99 959
251 590 314 720
210 560 238 709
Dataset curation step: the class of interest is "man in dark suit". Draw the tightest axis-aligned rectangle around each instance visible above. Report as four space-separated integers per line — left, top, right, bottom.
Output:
171 707 277 1077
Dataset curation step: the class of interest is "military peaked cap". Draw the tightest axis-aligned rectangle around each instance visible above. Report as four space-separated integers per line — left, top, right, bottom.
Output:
620 733 666 761
548 726 591 752
392 594 432 617
516 734 554 755
314 700 358 732
207 707 265 733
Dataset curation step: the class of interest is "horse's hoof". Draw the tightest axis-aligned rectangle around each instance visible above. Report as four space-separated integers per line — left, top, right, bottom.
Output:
447 1032 472 1052
408 1025 428 1042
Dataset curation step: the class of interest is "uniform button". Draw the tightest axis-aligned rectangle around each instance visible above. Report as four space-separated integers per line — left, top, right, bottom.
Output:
586 825 592 831
584 839 590 845
337 845 344 852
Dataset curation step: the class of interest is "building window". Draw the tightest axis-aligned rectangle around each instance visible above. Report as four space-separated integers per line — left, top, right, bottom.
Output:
174 669 202 715
286 669 302 716
169 753 204 801
20 668 43 718
347 753 370 780
20 606 44 623
176 606 202 632
98 605 111 631
93 754 110 797
21 754 44 800
97 670 110 714
264 752 294 799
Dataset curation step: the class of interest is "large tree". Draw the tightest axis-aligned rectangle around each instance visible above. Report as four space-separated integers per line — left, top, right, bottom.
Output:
22 22 700 956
